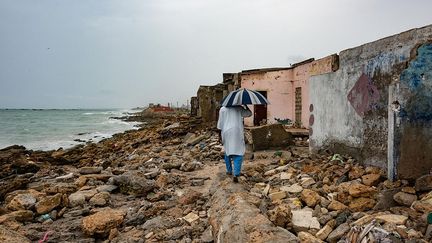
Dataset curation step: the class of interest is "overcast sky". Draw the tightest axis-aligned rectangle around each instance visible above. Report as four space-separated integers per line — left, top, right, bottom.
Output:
1 0 431 109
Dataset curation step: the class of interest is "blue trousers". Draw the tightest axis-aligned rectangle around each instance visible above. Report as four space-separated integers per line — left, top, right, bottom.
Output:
224 154 243 177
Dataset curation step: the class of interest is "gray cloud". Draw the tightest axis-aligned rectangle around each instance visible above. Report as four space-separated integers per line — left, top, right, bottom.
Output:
0 0 431 108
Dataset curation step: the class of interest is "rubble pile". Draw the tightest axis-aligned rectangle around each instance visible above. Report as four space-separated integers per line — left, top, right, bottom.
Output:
1 113 431 242
241 149 432 242
0 117 223 242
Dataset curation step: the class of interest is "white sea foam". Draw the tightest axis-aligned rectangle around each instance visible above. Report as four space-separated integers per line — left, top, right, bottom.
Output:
0 109 141 151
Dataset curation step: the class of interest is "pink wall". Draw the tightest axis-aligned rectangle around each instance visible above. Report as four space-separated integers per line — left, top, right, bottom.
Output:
241 56 336 128
241 70 292 127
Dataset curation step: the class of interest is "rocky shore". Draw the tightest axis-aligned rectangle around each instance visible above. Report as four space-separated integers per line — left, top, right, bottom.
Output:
1 113 432 242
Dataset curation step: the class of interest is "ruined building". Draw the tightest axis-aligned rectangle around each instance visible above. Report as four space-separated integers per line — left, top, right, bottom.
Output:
310 24 432 180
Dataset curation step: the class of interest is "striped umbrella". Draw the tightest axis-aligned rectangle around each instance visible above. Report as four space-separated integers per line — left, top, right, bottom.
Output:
221 88 269 107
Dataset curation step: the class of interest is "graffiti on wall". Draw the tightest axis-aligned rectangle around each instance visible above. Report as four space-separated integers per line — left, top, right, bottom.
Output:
347 73 381 117
399 43 432 122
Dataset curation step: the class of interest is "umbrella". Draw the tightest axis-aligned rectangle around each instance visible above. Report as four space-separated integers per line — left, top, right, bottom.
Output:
221 88 269 107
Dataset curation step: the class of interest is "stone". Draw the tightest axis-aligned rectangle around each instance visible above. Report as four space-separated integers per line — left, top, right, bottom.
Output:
373 188 400 210
82 208 126 236
35 193 62 214
209 181 298 242
267 203 292 227
361 174 381 186
269 191 287 201
0 210 33 223
415 174 432 191
348 184 377 198
280 172 293 180
374 214 408 225
201 227 213 243
316 224 333 240
112 172 155 196
349 197 376 212
247 124 293 150
411 192 432 213
75 176 87 187
327 223 350 243
96 184 118 193
68 192 86 207
349 166 365 180
263 184 271 196
89 192 110 206
79 166 102 175
301 189 321 207
183 212 199 224
393 192 417 206
401 187 416 194
328 200 348 211
7 193 36 210
292 209 320 232
179 190 202 205
0 225 30 243
281 184 303 194
298 231 323 243
185 134 206 146
301 177 316 187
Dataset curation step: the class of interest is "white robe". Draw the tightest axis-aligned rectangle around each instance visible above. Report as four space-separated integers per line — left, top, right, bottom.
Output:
217 106 252 156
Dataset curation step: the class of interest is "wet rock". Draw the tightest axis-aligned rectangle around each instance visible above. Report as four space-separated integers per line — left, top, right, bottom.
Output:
267 203 292 227
415 174 432 192
35 193 62 214
7 193 36 210
349 197 376 212
393 192 417 206
361 173 381 186
79 167 102 175
82 208 126 236
89 192 110 206
327 223 349 243
112 172 155 196
0 225 31 243
300 189 320 207
291 209 320 232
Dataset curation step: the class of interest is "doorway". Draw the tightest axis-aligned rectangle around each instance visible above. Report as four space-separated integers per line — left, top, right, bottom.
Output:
295 87 302 126
254 91 267 126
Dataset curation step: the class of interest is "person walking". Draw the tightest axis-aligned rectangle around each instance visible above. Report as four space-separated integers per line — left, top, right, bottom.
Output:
217 105 252 183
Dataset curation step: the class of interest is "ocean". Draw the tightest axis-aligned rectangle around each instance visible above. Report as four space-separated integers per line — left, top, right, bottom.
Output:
0 109 140 151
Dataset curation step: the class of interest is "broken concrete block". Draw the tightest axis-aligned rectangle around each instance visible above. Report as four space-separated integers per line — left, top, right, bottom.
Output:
246 124 293 151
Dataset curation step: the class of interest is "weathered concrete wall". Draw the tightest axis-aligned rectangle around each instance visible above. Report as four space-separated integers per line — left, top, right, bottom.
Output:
310 25 432 179
197 84 226 124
